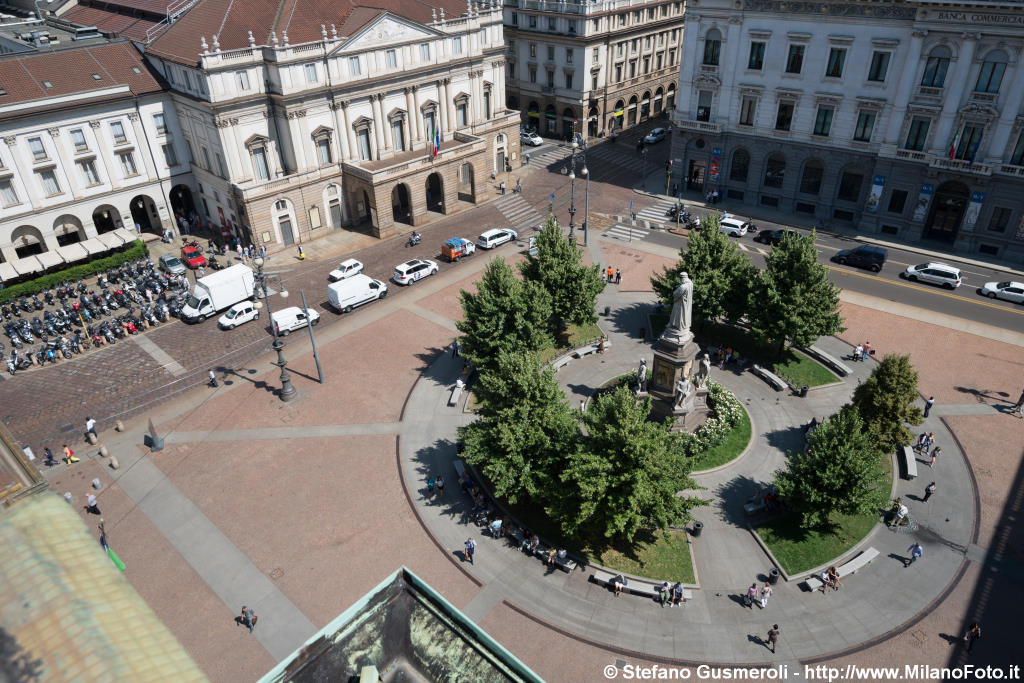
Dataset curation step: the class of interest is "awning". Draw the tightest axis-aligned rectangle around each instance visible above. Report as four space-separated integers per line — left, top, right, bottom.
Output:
11 255 42 276
95 232 124 249
0 262 17 282
58 242 89 262
527 111 540 118
612 109 624 117
80 238 107 255
36 251 64 269
113 227 137 244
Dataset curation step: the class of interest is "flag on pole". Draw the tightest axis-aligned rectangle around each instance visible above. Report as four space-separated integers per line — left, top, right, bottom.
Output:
948 125 963 160
432 126 440 158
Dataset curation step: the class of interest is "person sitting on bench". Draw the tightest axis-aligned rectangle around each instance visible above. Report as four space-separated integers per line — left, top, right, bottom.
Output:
658 581 672 607
613 574 628 597
672 582 685 606
489 517 504 537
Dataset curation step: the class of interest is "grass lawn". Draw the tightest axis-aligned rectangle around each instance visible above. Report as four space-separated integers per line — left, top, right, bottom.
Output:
537 321 604 364
755 511 877 575
691 406 752 471
596 529 695 583
773 350 838 388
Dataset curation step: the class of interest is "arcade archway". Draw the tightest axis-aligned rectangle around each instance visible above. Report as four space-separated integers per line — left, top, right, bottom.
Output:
923 181 970 243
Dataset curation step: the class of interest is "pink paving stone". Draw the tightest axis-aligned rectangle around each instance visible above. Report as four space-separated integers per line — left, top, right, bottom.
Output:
837 301 1023 406
415 252 528 323
598 243 676 293
150 435 480 628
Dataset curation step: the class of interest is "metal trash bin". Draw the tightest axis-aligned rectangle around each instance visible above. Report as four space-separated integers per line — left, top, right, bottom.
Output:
603 306 611 316
692 521 704 537
800 385 809 398
769 568 780 585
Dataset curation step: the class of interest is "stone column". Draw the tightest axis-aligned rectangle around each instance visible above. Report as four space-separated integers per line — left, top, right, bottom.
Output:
438 79 450 134
288 110 309 170
495 60 505 112
444 78 455 132
715 18 742 121
330 102 350 161
46 127 81 199
931 33 979 155
677 14 702 117
371 94 387 156
883 31 927 145
984 59 1024 161
224 119 245 179
404 87 417 146
341 102 357 162
127 112 157 180
88 121 115 191
411 85 422 142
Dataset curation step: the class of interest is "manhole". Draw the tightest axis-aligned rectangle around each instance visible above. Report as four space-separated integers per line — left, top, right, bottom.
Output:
269 567 284 579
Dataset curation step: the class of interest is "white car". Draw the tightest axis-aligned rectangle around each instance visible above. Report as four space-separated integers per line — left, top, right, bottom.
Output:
329 258 364 282
979 280 1024 304
218 301 259 330
393 259 438 285
644 128 667 144
521 130 543 146
719 217 750 237
271 306 320 336
903 262 962 289
477 228 518 249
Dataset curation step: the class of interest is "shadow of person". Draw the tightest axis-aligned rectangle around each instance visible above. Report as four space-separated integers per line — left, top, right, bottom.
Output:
938 633 962 646
748 634 765 648
234 616 246 627
887 552 910 567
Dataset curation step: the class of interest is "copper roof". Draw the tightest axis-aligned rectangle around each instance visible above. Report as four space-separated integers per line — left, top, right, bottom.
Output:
147 0 474 65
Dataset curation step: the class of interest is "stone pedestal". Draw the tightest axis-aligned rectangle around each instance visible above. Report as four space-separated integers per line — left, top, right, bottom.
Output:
648 328 709 431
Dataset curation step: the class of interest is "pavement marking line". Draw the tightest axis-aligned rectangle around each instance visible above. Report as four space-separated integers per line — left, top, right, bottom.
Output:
406 304 460 332
132 334 187 376
832 267 1024 316
165 422 402 443
460 582 506 624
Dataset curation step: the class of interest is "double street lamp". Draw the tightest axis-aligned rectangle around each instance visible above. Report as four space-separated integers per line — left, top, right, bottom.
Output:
566 140 588 243
252 256 297 402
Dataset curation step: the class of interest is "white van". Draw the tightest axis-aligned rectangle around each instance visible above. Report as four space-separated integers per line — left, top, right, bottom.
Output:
327 273 388 313
271 306 321 336
477 228 517 249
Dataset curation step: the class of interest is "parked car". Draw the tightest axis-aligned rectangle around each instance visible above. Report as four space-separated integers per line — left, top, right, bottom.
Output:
719 217 750 237
979 280 1024 304
271 306 320 336
441 238 476 262
158 254 187 276
328 274 388 313
831 244 887 273
903 262 962 289
392 259 438 285
217 301 259 329
521 130 543 146
180 245 207 269
754 229 799 246
644 127 667 144
477 228 517 249
328 258 364 282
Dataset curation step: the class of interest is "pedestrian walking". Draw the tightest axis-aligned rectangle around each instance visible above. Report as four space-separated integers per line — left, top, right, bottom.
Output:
62 445 79 464
297 245 305 260
260 244 267 259
435 475 445 498
766 625 779 654
914 432 927 454
499 181 506 195
85 417 97 439
854 344 864 362
905 542 923 567
451 339 460 358
236 243 243 261
606 266 614 282
745 583 758 608
243 245 250 262
759 583 772 609
240 606 258 632
601 269 607 283
208 369 219 388
924 396 935 418
43 447 56 467
1010 389 1024 416
514 178 521 194
86 493 101 515
615 268 621 285
923 482 936 502
963 622 981 654
426 476 436 500
464 537 476 564
930 446 941 467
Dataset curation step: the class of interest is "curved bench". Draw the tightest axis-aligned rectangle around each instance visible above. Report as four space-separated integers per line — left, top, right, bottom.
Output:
804 345 852 377
591 569 693 601
801 547 880 592
751 364 787 392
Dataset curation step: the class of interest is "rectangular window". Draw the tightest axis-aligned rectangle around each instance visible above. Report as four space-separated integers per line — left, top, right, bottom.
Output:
29 137 46 161
453 37 463 54
656 54 663 70
748 41 765 70
867 52 890 82
1010 131 1024 165
813 106 833 136
201 147 211 170
617 42 624 56
566 48 573 64
308 205 322 229
185 139 195 164
785 44 804 74
153 113 166 134
905 117 930 151
162 143 178 167
420 43 431 61
510 11 517 25
252 147 270 179
547 45 555 61
629 61 636 78
921 56 949 87
568 20 576 34
547 70 555 88
696 90 712 122
565 72 573 89
988 206 1011 233
775 101 794 131
618 14 625 26
80 159 100 184
632 39 638 53
216 153 226 177
645 36 652 49
739 96 756 126
237 71 250 89
349 57 361 76
529 68 537 83
853 111 876 142
670 49 676 64
457 103 468 127
825 48 846 78
592 74 598 89
391 120 405 151
312 136 329 163
110 121 127 144
0 179 18 205
614 64 622 82
975 60 1006 94
70 129 88 152
39 169 60 195
530 43 537 58
643 56 650 73
837 171 864 202
548 17 555 30
302 64 317 83
953 125 984 160
120 152 138 176
530 14 537 28
385 50 397 68
887 189 908 214
201 197 211 217
703 38 720 66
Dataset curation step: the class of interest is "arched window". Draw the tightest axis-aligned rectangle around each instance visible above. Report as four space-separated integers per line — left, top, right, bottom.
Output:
730 149 750 182
799 159 824 195
703 29 722 66
764 153 786 189
975 50 1008 94
921 45 951 88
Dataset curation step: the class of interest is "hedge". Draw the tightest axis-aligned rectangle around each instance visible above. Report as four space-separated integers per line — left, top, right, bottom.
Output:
0 240 149 303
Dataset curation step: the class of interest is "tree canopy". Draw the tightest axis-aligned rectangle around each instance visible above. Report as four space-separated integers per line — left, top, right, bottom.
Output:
774 405 888 528
850 354 923 454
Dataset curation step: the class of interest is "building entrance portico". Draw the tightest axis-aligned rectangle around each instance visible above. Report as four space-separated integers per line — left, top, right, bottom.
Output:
923 181 970 244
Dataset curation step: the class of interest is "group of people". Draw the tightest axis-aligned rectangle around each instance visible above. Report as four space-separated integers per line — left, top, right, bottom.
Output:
914 431 942 467
852 340 873 362
658 581 688 607
713 345 738 367
602 267 622 285
704 189 720 204
745 581 774 608
816 566 844 594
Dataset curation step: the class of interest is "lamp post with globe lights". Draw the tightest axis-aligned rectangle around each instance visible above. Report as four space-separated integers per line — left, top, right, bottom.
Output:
566 138 587 242
252 256 297 402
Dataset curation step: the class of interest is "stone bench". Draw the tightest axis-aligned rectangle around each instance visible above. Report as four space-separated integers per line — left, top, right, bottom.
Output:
551 355 573 371
805 345 852 377
448 384 463 407
899 446 918 480
453 459 468 487
534 545 577 572
751 364 787 392
591 569 692 601
802 547 880 591
573 340 612 359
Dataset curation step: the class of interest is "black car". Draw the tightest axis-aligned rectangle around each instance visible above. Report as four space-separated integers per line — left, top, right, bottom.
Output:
754 229 799 246
831 244 887 273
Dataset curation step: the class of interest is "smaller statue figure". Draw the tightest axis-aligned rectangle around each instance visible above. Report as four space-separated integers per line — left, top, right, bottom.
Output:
673 377 693 410
693 352 712 388
636 359 648 393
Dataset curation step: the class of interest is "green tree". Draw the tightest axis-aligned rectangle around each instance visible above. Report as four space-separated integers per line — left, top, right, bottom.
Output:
747 230 844 357
551 387 702 541
773 406 888 528
458 350 577 503
650 213 754 328
457 258 553 374
519 216 604 331
851 354 923 454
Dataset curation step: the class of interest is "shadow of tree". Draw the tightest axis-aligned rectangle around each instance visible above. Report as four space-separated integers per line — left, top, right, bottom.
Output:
763 424 805 457
607 302 657 341
0 626 44 681
713 474 767 527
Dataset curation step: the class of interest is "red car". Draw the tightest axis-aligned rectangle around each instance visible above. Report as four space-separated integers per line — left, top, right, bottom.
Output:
180 245 207 269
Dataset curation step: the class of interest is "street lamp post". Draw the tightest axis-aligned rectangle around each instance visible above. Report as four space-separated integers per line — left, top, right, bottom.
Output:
252 257 297 402
567 139 579 241
641 147 648 192
582 162 590 246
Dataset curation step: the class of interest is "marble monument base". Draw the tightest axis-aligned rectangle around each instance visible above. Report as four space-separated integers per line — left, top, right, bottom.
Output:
649 387 710 432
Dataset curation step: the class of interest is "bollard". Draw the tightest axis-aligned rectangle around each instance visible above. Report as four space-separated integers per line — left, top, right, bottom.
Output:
115 420 124 432
91 478 102 490
98 445 109 457
87 433 98 445
108 456 120 470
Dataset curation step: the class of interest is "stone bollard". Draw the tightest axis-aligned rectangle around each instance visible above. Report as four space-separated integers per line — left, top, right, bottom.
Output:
108 456 120 470
115 420 125 432
87 433 98 445
99 445 109 457
91 478 102 490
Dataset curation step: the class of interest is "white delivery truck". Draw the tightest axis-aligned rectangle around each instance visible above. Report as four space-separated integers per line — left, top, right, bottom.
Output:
327 273 388 313
180 264 256 322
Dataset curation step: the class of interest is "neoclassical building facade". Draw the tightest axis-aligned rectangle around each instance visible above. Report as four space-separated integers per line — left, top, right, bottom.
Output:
145 0 520 247
670 0 1024 261
504 0 684 140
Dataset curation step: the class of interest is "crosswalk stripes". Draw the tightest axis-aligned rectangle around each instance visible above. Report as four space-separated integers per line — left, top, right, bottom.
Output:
736 242 769 256
522 145 568 168
635 198 678 226
603 223 650 242
582 144 644 175
493 193 546 233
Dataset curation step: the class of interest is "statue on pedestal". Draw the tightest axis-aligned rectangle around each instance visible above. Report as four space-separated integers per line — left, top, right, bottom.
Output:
666 272 693 338
693 353 711 388
673 377 693 410
636 359 648 393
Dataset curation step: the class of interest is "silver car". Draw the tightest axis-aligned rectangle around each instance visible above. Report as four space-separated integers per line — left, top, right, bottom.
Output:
979 281 1024 304
158 254 187 276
